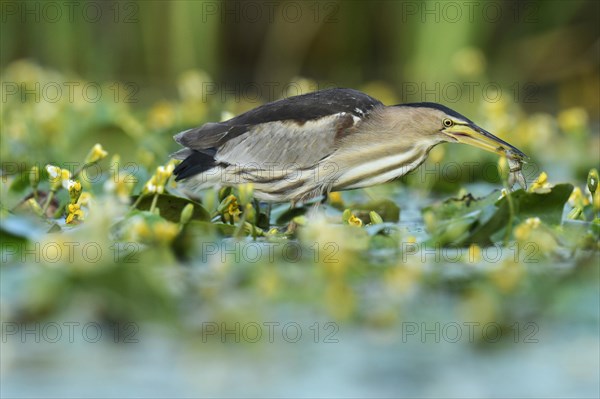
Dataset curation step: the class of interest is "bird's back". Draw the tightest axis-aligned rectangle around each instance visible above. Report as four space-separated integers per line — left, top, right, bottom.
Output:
171 88 383 190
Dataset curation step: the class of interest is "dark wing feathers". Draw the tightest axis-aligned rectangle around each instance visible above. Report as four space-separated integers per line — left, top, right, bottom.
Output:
175 88 382 150
173 149 217 181
226 87 382 126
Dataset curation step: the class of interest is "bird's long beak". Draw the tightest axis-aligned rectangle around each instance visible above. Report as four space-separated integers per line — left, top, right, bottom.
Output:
443 124 527 160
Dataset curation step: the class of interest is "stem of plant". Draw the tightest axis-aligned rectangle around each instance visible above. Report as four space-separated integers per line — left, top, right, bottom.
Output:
130 193 146 210
234 211 248 238
149 193 159 213
41 189 56 215
503 184 516 246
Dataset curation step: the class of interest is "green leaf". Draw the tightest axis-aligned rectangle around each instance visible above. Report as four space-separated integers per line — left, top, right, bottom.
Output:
185 220 238 237
495 184 574 225
423 184 574 246
275 206 307 225
132 194 210 222
347 199 401 222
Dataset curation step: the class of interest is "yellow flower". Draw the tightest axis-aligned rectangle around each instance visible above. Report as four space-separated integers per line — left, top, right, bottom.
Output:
154 220 180 243
129 218 152 242
136 148 156 169
237 183 254 206
568 187 590 208
145 161 177 195
77 192 93 207
65 203 84 224
467 244 482 263
67 180 82 203
46 165 72 191
490 260 524 293
84 144 108 165
227 196 241 218
328 192 343 207
529 172 552 193
104 171 136 203
125 217 178 244
178 69 211 102
348 214 363 227
46 165 59 179
143 175 158 194
148 101 176 130
514 217 541 240
557 107 588 134
385 264 421 296
60 169 72 189
498 188 509 200
452 47 486 77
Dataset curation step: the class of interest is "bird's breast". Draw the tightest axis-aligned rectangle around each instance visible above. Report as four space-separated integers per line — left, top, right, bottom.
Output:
328 144 430 190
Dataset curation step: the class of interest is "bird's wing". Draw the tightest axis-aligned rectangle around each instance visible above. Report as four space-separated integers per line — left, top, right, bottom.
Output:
215 112 358 170
173 88 383 152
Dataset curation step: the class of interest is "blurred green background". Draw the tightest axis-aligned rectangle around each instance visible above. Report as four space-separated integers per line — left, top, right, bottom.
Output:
2 0 598 108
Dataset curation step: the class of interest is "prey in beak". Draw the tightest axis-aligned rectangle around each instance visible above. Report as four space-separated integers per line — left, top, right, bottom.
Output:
442 122 527 161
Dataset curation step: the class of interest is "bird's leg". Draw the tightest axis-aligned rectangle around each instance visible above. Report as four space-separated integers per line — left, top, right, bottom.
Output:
285 200 298 235
264 203 272 225
307 194 328 218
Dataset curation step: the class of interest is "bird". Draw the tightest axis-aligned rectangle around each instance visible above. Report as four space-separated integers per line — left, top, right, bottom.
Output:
171 88 526 205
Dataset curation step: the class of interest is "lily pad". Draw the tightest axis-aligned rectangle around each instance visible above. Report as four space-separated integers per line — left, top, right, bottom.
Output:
495 184 574 226
423 184 573 246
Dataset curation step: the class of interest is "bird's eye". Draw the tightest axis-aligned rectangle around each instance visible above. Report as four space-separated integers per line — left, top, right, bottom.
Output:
443 118 454 127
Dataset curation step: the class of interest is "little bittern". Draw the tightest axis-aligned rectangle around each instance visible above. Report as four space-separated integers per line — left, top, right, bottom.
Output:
172 88 526 203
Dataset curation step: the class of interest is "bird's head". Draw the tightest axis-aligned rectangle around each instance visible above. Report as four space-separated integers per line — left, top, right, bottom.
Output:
392 103 527 160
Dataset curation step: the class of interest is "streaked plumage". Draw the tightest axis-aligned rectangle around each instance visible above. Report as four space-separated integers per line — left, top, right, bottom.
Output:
172 88 526 203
